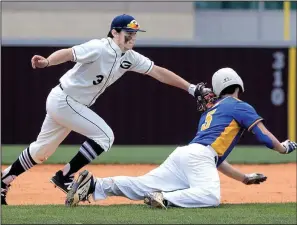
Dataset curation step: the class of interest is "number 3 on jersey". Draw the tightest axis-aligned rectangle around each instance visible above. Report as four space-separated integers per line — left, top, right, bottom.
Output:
93 75 104 85
201 109 216 131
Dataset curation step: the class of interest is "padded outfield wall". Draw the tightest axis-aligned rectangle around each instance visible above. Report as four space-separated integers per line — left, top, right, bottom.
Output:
2 43 295 145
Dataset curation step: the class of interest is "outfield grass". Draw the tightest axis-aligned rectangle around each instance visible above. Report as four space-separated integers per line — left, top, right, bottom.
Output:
1 145 296 165
2 203 296 224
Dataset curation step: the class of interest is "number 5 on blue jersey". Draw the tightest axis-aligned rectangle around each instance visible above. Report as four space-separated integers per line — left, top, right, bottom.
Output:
201 109 217 131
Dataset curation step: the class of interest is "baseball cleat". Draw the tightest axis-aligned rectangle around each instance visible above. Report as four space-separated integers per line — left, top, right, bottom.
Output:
50 170 75 193
1 181 10 205
65 170 95 207
144 192 167 209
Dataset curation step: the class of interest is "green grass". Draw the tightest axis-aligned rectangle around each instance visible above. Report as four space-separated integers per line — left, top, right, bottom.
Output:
1 145 296 165
2 203 296 224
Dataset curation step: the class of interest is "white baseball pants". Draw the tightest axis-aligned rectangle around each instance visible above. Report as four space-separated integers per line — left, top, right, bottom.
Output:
93 143 220 208
29 85 114 163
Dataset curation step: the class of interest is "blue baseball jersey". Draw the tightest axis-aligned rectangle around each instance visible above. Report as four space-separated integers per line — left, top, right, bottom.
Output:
190 96 263 167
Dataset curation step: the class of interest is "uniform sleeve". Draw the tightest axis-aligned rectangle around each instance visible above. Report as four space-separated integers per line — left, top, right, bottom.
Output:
72 39 103 64
232 102 263 131
216 157 224 168
129 51 154 74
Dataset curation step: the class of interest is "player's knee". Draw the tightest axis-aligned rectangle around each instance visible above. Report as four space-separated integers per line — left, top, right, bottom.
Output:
104 128 115 149
92 129 114 152
29 142 55 164
210 192 220 207
109 131 115 146
90 126 115 151
213 197 220 207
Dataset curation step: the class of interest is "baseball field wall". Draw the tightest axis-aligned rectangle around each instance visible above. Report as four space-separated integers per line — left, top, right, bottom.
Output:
1 46 294 145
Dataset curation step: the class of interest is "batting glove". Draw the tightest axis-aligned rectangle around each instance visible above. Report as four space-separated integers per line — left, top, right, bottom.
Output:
243 173 267 185
188 83 211 98
281 140 297 154
188 84 197 97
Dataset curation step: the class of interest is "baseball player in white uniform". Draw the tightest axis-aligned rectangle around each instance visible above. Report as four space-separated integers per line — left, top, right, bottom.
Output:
1 14 200 205
64 68 297 209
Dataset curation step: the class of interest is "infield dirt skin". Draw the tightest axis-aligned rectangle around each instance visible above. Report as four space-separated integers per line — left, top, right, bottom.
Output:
1 164 296 205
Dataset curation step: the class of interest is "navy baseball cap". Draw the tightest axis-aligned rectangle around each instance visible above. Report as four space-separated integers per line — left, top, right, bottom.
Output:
110 14 146 32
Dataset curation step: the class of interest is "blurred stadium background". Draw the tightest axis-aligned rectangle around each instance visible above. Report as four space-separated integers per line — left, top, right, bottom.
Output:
1 1 296 164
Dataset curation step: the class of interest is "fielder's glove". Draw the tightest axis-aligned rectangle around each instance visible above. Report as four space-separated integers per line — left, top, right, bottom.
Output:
242 173 267 185
193 83 210 98
193 82 217 112
281 140 297 154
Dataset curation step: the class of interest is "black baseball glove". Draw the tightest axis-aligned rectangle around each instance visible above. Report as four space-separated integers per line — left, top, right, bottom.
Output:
194 82 217 112
243 173 267 185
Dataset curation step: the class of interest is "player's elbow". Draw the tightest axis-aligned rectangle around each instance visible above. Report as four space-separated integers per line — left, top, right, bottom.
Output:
147 65 166 82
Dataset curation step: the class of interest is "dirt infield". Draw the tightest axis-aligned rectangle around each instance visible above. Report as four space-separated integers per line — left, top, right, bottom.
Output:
2 164 296 205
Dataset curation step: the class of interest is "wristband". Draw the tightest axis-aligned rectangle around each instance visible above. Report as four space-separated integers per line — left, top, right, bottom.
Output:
188 84 196 97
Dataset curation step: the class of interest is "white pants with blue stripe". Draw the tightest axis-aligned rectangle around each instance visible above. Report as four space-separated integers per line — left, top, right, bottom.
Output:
29 85 114 163
93 143 221 208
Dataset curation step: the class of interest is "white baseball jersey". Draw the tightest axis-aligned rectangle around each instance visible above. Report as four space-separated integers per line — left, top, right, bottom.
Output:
59 37 154 107
27 38 154 163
